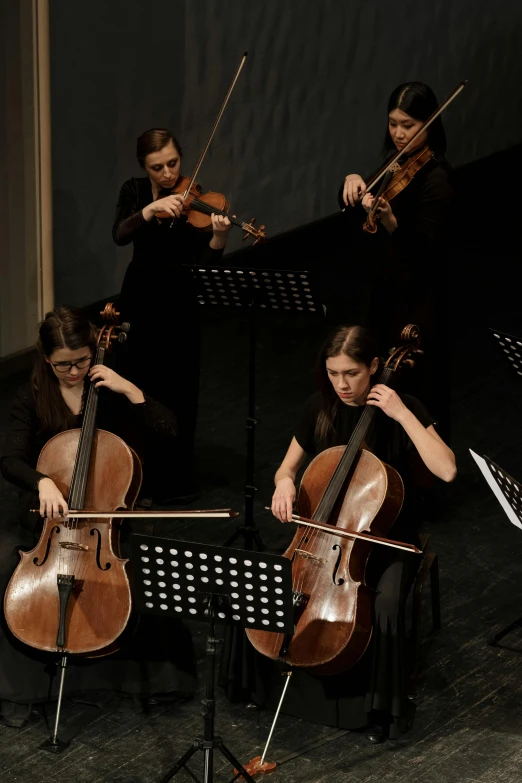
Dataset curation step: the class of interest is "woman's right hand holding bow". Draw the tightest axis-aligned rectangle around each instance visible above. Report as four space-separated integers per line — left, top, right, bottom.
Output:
142 193 185 221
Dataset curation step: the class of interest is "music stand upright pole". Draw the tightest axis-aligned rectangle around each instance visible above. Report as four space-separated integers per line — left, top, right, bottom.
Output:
159 595 256 783
225 302 264 551
191 265 322 551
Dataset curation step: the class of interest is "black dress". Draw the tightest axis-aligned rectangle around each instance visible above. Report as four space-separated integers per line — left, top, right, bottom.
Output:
220 392 435 739
113 177 225 498
326 154 453 436
0 382 197 725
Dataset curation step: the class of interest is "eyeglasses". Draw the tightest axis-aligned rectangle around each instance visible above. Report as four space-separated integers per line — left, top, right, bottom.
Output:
51 357 92 373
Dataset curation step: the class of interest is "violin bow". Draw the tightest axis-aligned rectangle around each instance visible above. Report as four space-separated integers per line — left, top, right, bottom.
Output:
182 51 248 200
32 509 239 519
264 508 421 554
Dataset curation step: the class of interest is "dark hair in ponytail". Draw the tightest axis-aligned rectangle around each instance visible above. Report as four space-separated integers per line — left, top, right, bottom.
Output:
31 306 97 433
314 325 381 445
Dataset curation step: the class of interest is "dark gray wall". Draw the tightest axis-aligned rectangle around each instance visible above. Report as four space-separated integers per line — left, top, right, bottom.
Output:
50 0 522 306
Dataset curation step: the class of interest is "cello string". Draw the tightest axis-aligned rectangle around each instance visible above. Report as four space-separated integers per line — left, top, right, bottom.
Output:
297 366 396 590
67 344 103 582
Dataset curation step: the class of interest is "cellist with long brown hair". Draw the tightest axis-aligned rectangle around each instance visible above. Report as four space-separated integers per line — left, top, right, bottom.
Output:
243 325 456 743
0 306 196 728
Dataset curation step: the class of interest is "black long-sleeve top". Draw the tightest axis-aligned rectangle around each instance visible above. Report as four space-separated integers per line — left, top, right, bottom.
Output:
113 177 224 321
0 382 178 494
338 154 454 261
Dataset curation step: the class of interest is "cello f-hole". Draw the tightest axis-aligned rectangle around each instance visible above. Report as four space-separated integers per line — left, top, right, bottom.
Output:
90 528 111 571
332 544 345 585
33 526 61 566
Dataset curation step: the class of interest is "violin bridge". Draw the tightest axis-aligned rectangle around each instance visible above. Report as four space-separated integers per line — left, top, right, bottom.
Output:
294 548 326 564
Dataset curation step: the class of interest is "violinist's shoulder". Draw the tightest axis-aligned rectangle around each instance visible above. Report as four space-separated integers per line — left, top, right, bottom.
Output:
118 177 149 197
424 157 454 200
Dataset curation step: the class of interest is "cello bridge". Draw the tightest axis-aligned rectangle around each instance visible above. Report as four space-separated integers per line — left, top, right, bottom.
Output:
294 548 326 564
60 542 89 551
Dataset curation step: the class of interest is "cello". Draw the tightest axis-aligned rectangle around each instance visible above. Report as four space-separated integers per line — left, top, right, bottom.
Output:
4 304 137 657
3 303 239 750
246 325 423 675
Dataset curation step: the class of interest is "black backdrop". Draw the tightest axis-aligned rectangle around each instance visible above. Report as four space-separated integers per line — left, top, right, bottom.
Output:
49 0 522 306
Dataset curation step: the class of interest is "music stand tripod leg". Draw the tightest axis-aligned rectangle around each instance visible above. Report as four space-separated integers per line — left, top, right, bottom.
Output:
159 596 256 783
158 743 201 783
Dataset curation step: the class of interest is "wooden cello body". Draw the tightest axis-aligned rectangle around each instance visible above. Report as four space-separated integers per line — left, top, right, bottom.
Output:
247 326 421 675
4 305 140 655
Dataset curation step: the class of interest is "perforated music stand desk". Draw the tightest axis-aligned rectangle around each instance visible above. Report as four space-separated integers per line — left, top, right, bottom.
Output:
490 328 522 376
131 533 293 783
470 450 522 646
189 265 322 551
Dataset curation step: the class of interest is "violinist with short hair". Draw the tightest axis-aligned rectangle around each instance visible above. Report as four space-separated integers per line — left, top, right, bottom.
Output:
113 128 234 503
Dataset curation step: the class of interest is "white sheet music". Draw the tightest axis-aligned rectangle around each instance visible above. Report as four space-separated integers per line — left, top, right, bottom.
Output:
470 449 522 530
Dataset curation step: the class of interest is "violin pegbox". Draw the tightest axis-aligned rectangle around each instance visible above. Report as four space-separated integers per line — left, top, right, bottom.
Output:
242 217 267 245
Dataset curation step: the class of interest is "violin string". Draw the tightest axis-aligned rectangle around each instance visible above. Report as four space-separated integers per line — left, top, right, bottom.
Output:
188 197 249 231
295 366 396 589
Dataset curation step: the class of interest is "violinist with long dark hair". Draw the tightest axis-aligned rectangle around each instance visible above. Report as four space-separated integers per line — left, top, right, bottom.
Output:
0 306 195 728
238 325 455 742
113 129 233 503
330 83 454 435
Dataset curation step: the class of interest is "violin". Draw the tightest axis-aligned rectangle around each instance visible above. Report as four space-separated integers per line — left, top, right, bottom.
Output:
155 175 266 245
246 325 422 675
363 145 434 234
155 51 266 245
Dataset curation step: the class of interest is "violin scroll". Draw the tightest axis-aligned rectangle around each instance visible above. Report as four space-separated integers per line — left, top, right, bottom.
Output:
362 213 379 234
243 217 266 245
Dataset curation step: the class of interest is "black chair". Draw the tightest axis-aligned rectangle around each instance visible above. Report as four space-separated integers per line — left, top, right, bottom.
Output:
409 532 441 695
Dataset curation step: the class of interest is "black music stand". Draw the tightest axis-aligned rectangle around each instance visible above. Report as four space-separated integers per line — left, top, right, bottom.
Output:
470 450 522 646
190 265 322 551
131 533 294 783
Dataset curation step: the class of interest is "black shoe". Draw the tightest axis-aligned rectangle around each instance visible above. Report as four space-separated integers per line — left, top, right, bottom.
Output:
366 724 387 744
